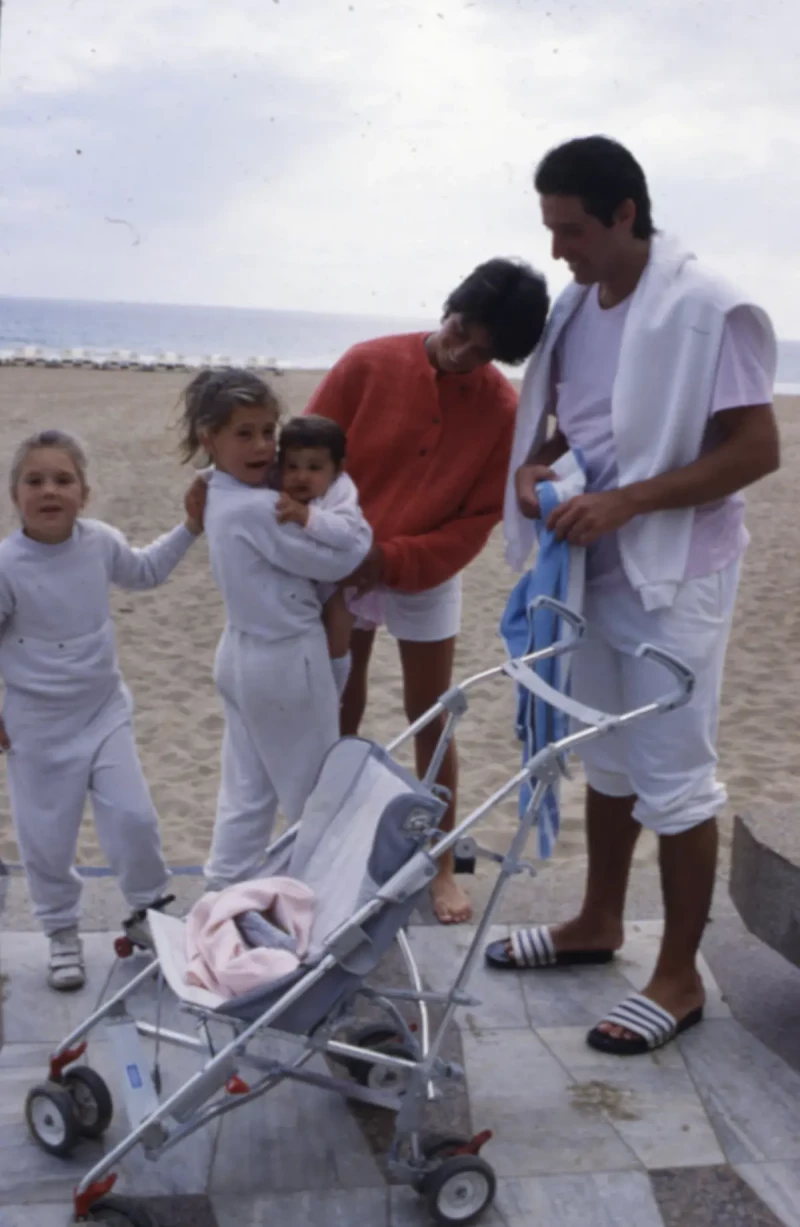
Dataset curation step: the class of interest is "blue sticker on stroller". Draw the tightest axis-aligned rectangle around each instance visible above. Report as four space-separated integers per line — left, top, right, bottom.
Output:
126 1064 143 1089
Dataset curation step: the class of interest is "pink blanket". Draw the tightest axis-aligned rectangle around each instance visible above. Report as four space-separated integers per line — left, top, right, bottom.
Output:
185 877 316 998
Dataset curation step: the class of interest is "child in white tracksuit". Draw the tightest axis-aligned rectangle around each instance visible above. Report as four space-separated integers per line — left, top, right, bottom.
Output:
0 429 203 990
178 371 372 890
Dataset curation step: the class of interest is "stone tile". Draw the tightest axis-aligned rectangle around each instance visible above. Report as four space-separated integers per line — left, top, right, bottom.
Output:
736 1162 800 1227
405 924 531 1032
679 1019 800 1164
517 960 639 1030
538 1026 725 1169
0 931 119 1044
0 1040 219 1204
147 1194 221 1226
0 1207 74 1226
650 1165 786 1226
390 1170 666 1226
87 1039 219 1196
462 1027 639 1178
212 1188 389 1227
0 869 207 933
618 921 731 1019
0 1042 106 1203
210 1053 384 1195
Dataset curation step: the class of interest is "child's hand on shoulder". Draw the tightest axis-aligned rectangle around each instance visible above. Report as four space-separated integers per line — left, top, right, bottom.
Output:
276 492 309 528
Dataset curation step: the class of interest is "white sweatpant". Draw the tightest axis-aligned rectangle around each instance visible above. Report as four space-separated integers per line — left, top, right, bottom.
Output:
6 692 170 936
571 559 740 835
205 625 338 888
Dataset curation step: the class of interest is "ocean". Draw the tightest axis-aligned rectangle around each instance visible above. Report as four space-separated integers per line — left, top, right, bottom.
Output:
1 295 799 391
0 296 436 371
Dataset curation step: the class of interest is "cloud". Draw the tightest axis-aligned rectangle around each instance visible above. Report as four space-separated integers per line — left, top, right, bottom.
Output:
2 0 798 334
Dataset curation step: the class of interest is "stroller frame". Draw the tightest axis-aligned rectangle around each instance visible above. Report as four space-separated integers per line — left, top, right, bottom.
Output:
26 597 695 1225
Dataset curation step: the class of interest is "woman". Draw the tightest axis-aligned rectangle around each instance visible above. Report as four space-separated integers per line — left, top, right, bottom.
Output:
307 257 549 923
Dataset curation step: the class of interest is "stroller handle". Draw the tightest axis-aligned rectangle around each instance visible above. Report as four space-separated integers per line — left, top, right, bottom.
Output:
527 594 586 645
635 643 696 711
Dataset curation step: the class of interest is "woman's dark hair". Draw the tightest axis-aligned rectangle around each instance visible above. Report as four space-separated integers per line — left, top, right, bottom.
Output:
442 258 549 366
278 415 346 469
178 368 280 462
534 136 655 240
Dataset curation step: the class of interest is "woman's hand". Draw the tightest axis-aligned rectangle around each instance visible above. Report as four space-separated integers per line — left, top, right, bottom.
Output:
344 544 385 595
515 463 558 519
184 475 208 535
276 493 309 528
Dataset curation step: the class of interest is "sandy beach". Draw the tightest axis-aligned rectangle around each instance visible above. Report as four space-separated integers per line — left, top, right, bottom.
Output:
0 367 797 882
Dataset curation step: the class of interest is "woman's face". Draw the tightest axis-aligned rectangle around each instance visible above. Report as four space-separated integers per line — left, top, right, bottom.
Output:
428 313 495 374
203 404 279 486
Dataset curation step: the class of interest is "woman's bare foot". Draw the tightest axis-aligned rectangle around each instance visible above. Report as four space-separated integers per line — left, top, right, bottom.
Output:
430 869 473 925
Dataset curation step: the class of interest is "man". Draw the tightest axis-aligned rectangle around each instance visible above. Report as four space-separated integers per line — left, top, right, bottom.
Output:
307 258 550 924
487 137 779 1055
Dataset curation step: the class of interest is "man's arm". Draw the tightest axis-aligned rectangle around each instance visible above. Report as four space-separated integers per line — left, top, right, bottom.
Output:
625 403 779 515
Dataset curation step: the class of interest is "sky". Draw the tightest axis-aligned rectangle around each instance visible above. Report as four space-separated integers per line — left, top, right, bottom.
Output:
1 0 798 336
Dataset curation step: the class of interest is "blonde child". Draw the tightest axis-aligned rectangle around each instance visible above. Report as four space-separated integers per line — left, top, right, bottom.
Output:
0 430 203 990
178 371 371 890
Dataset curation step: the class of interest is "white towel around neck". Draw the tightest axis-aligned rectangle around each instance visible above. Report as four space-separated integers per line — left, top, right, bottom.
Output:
504 233 776 610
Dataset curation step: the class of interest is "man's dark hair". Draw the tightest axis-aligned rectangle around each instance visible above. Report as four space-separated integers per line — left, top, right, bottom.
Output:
534 136 655 240
443 258 549 366
279 414 346 468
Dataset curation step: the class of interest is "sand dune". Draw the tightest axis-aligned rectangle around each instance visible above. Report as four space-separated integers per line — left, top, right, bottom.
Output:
0 368 796 884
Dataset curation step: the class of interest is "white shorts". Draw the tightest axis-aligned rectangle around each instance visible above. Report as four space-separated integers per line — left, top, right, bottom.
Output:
348 574 463 643
571 559 740 835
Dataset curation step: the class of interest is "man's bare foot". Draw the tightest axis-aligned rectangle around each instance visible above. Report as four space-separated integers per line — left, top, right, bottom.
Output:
596 972 705 1041
431 871 473 925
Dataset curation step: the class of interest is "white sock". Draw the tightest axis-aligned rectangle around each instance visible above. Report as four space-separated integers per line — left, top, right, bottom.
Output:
331 653 352 697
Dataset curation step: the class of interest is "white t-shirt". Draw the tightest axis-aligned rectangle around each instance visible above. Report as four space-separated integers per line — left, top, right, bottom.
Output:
554 289 774 585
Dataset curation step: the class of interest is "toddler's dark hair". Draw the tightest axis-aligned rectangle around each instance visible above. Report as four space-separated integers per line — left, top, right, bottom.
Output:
179 368 281 462
278 415 346 469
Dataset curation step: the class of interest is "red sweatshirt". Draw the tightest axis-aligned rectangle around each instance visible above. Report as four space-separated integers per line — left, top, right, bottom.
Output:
306 332 517 592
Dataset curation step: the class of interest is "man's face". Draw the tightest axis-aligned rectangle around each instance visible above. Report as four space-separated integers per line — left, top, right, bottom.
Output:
429 313 494 375
540 194 635 285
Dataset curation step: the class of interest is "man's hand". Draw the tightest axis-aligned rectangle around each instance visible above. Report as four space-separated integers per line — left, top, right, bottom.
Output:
547 489 636 546
343 544 385 595
184 475 208 535
515 463 558 519
276 493 310 528
0 717 10 752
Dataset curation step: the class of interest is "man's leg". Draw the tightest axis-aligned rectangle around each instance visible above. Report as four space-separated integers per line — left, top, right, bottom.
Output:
340 628 376 735
595 561 738 1041
397 636 470 924
550 786 639 951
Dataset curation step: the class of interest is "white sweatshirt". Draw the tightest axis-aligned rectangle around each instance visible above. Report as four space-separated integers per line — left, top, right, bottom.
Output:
505 233 776 610
0 519 196 707
305 472 366 551
206 469 372 642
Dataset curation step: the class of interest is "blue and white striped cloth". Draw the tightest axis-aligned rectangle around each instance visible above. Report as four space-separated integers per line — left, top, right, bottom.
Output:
500 452 586 859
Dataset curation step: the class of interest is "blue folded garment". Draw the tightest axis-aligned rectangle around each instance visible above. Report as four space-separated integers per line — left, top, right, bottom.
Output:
500 452 586 859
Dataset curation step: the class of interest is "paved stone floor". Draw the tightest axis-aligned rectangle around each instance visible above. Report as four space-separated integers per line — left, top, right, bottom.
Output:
2 867 800 1226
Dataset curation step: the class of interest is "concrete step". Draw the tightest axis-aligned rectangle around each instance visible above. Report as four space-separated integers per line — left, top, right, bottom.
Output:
730 810 800 968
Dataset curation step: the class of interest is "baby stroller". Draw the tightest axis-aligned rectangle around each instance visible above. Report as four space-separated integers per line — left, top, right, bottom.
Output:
23 597 694 1226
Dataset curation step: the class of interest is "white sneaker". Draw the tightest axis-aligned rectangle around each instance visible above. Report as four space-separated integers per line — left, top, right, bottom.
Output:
48 927 85 992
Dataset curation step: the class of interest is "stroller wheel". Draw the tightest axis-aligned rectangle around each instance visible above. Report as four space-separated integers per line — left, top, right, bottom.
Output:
349 1037 416 1095
62 1065 114 1138
25 1083 82 1157
424 1154 497 1225
84 1194 160 1225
